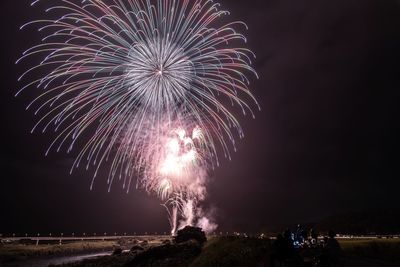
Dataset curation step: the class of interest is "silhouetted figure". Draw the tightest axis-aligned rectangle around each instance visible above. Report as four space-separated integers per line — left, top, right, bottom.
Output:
310 228 318 246
319 230 342 267
295 225 304 246
283 229 295 257
270 234 286 266
299 229 308 248
326 231 342 261
271 230 300 267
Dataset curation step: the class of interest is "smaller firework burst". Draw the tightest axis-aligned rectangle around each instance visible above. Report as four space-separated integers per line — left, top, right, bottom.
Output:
143 125 209 235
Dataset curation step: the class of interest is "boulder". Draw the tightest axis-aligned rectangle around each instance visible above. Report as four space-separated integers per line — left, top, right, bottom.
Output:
175 226 207 245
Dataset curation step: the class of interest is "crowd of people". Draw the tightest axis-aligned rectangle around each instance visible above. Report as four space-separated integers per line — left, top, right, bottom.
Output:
270 226 343 267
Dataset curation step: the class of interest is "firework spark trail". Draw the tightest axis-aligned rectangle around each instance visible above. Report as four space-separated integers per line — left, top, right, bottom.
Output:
18 0 258 234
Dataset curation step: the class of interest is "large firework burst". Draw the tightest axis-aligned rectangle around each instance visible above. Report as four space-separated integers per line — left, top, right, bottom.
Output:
17 0 258 233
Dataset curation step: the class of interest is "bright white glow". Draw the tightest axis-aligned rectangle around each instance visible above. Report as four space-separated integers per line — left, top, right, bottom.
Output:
159 128 198 179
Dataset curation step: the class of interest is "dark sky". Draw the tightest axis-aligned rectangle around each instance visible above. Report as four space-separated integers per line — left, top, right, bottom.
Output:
1 0 400 235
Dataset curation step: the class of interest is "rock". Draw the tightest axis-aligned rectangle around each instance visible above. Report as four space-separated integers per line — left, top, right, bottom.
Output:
175 226 207 245
130 245 144 253
112 247 123 255
162 239 172 245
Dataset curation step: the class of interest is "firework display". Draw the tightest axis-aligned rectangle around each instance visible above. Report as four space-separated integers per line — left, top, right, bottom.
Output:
18 0 258 234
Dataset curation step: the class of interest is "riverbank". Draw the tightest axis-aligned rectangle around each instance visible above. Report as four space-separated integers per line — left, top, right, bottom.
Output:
53 237 400 267
2 237 400 267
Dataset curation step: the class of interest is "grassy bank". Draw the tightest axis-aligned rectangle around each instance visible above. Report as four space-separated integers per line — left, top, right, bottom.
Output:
339 239 400 263
51 237 272 267
190 236 271 267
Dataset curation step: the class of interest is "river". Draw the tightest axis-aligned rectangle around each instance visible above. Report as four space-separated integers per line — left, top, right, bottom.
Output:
2 251 112 267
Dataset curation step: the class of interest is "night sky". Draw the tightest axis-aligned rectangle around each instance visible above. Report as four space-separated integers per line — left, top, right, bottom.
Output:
1 0 400 235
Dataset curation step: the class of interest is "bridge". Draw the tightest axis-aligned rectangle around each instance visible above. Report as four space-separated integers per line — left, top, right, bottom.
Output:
0 234 170 245
1 233 399 245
